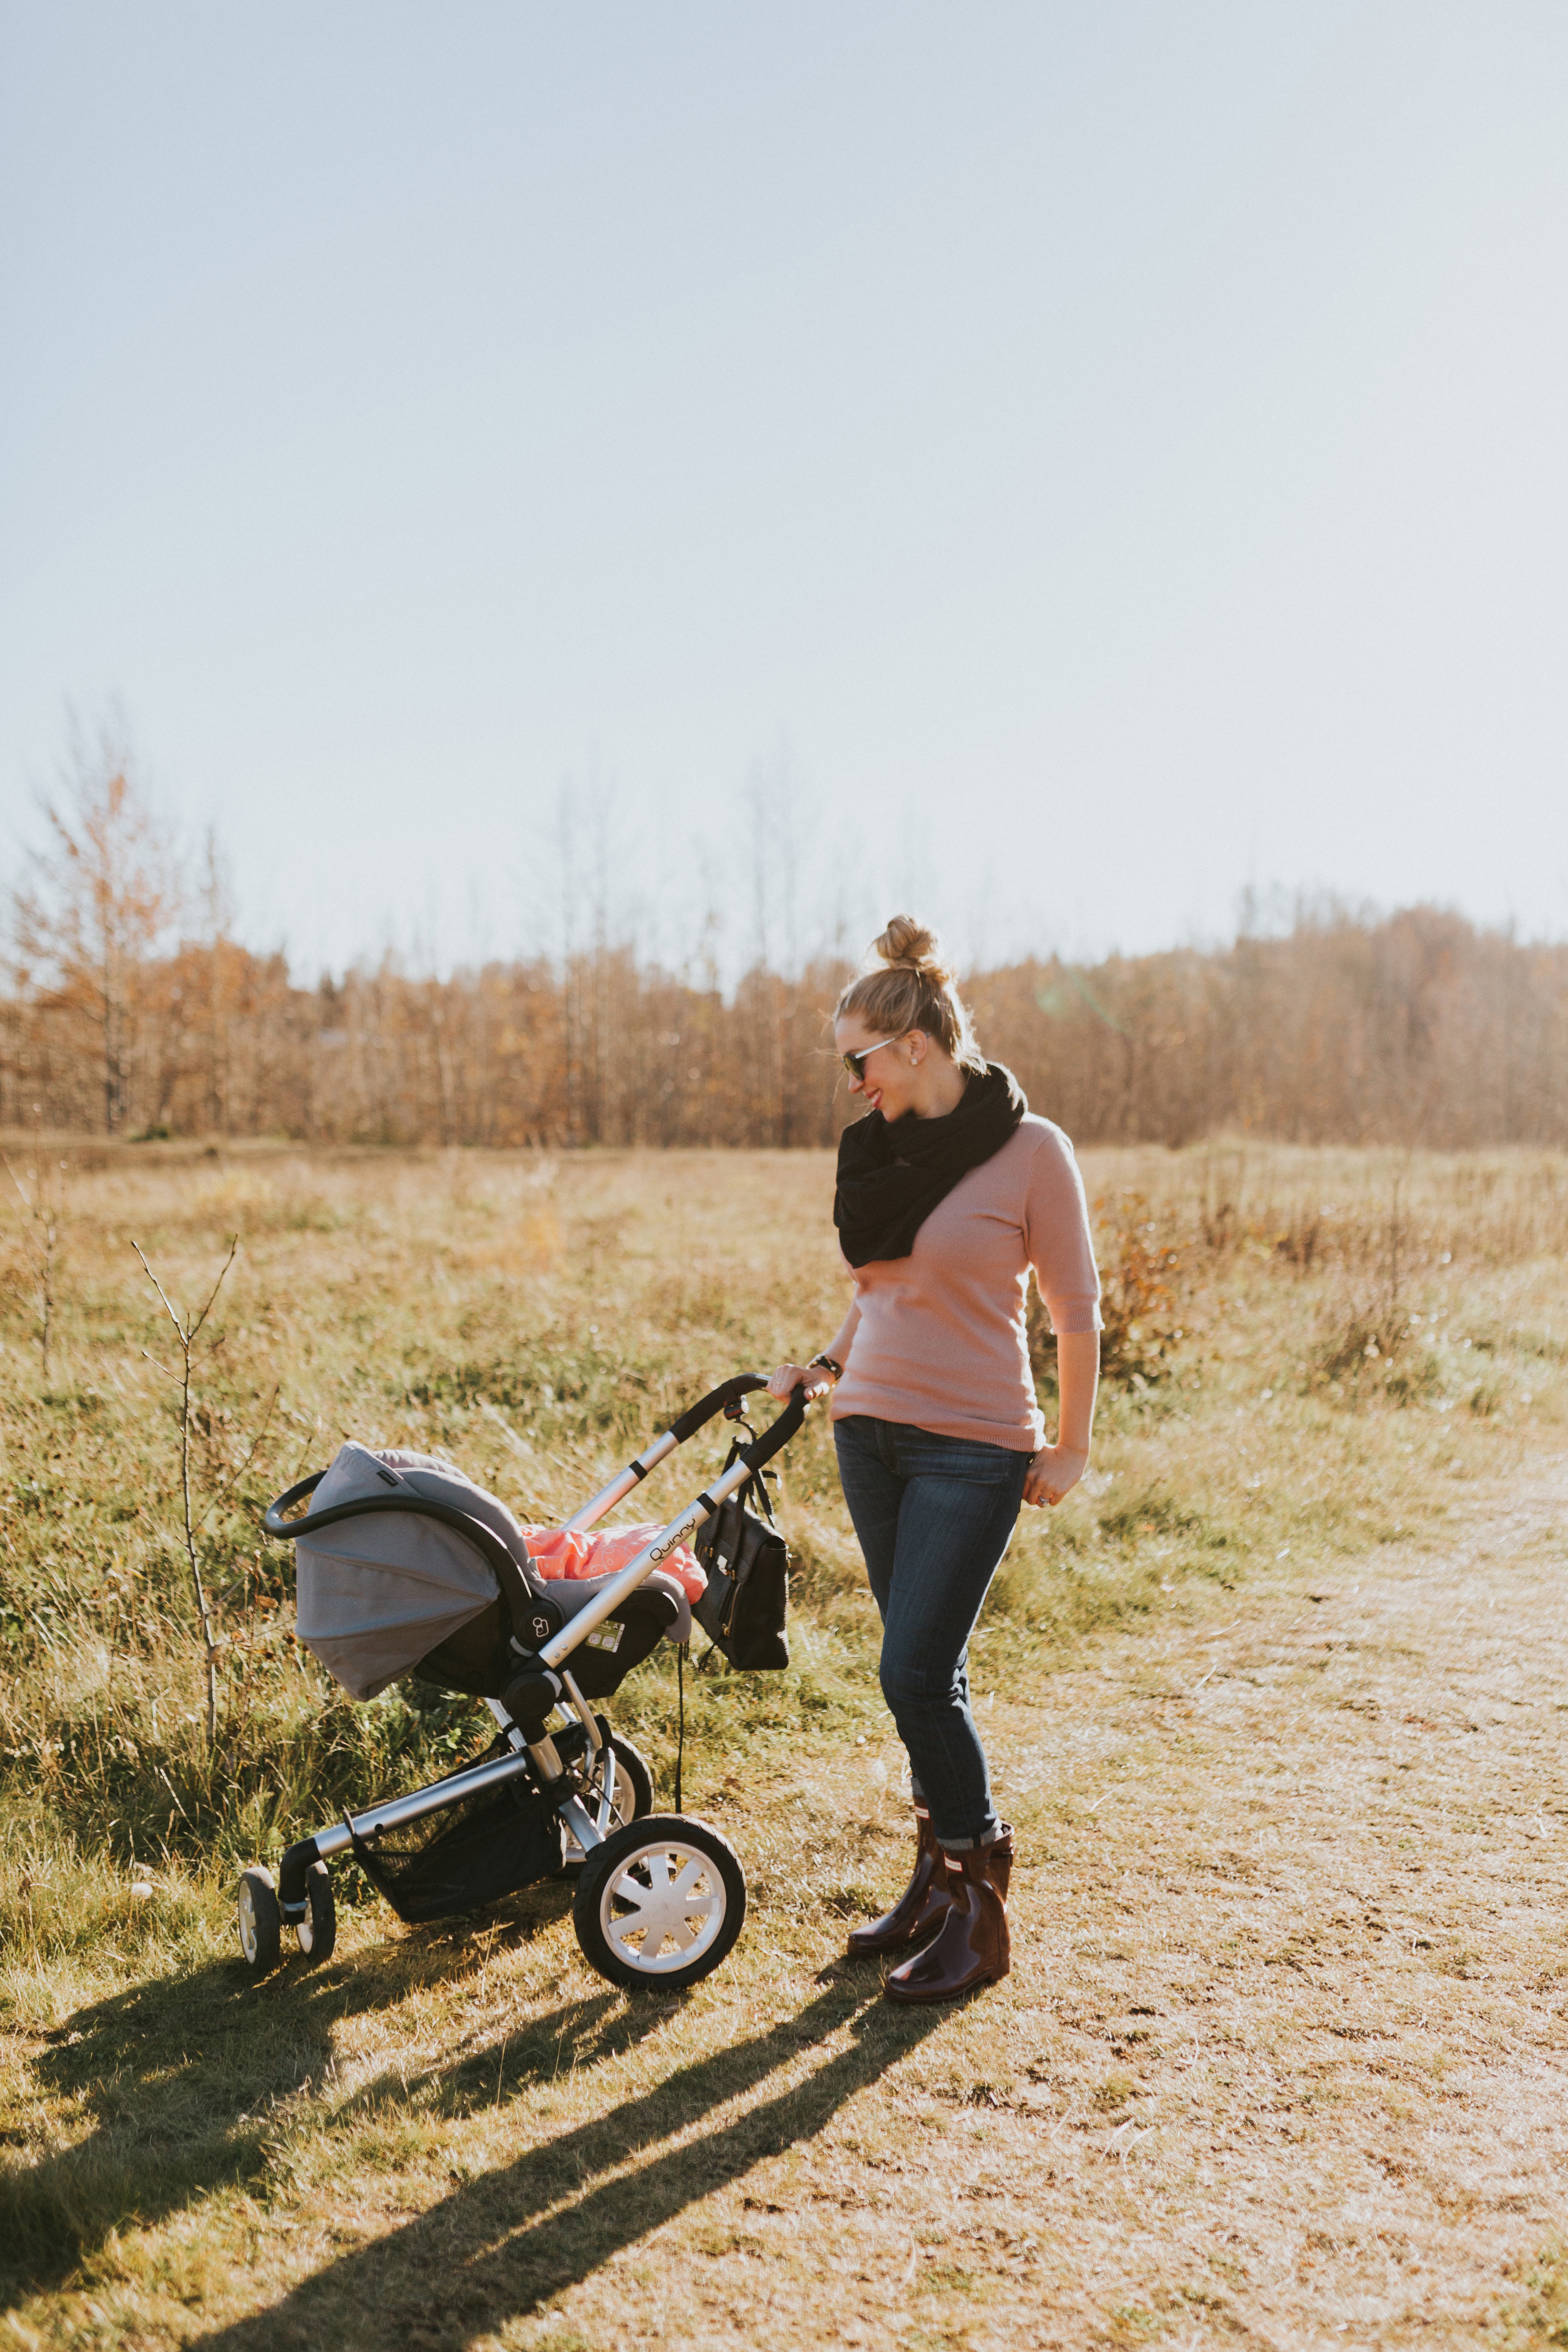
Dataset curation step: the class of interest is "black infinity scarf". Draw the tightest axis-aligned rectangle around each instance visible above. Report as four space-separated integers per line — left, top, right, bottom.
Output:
833 1061 1027 1268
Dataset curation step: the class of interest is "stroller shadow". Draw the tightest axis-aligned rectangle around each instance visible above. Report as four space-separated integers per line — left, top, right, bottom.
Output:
0 1882 623 2302
190 1981 943 2350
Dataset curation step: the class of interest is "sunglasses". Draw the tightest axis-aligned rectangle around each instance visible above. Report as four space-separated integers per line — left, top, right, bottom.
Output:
841 1033 907 1080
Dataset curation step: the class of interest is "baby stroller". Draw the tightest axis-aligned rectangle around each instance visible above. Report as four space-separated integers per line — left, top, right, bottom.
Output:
236 1373 804 1993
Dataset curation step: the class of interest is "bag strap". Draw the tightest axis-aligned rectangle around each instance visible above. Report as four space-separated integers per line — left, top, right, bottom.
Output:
719 1433 780 1528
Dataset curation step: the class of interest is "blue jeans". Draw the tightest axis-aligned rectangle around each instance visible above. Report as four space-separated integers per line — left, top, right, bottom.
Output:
834 1415 1031 1850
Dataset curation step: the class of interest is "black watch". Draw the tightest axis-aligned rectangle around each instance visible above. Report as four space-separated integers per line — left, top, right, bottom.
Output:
808 1354 843 1380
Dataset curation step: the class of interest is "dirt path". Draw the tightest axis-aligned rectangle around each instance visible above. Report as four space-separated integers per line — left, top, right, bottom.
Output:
778 1454 1568 2349
604 1457 1568 2350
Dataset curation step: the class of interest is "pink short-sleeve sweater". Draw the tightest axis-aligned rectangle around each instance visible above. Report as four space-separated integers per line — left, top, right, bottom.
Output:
829 1113 1101 1453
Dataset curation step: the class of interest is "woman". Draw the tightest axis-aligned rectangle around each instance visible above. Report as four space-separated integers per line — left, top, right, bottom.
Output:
770 916 1100 2004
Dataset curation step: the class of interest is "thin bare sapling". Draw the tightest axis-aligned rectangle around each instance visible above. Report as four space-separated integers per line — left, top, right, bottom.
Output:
132 1234 256 1746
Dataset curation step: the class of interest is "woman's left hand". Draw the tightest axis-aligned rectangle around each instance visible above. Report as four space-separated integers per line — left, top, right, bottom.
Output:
1023 1443 1087 1509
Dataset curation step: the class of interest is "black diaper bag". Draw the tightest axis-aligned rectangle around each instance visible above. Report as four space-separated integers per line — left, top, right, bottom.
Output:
691 1440 790 1671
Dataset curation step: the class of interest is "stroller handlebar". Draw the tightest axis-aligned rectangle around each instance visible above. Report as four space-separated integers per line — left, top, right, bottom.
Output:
732 1383 808 1470
561 1369 780 1534
537 1382 811 1671
668 1372 770 1443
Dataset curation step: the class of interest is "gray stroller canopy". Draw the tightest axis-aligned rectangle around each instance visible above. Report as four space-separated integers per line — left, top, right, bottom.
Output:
293 1443 692 1700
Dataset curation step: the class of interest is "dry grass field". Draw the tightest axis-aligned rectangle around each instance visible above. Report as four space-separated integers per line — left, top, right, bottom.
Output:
3 1137 1568 2348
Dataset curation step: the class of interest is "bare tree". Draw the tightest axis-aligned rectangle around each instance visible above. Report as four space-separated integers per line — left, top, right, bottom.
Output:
12 719 179 1135
199 827 238 1136
134 1235 238 1747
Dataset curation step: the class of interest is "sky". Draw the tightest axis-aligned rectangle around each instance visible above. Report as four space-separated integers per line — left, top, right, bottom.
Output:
2 3 1566 983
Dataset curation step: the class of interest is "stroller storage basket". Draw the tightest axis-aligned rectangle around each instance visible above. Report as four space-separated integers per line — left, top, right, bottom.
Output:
348 1758 562 1925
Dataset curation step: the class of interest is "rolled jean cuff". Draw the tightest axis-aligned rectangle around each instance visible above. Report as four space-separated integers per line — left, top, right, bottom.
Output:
933 1823 1003 1854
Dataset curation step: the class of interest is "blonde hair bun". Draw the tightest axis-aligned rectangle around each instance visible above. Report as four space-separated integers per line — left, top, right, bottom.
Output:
872 914 953 985
837 913 984 1075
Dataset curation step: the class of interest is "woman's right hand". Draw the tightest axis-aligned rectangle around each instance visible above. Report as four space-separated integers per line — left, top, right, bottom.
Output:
768 1361 834 1402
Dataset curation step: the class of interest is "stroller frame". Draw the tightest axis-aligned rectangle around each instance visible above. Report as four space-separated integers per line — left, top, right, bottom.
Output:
238 1373 805 1991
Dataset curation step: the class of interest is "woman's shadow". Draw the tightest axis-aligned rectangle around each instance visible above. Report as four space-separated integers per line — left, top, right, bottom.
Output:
186 1973 943 2351
5 1887 944 2343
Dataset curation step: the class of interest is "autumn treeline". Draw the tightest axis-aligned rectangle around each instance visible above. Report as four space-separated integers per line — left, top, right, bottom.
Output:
4 745 1566 1149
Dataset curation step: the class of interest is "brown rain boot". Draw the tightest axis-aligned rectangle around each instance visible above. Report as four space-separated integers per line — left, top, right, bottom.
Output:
847 1805 953 1957
884 1825 1013 2004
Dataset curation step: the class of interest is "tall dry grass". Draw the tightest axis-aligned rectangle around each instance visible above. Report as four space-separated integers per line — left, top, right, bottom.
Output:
1 1137 1559 1973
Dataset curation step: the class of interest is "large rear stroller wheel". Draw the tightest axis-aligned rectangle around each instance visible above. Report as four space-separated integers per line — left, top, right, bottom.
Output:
237 1867 282 1972
573 1815 745 1992
559 1727 655 1873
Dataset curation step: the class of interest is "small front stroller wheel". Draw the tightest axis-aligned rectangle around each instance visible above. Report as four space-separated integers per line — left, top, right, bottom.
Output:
573 1815 745 1992
294 1861 337 1966
238 1868 282 1972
